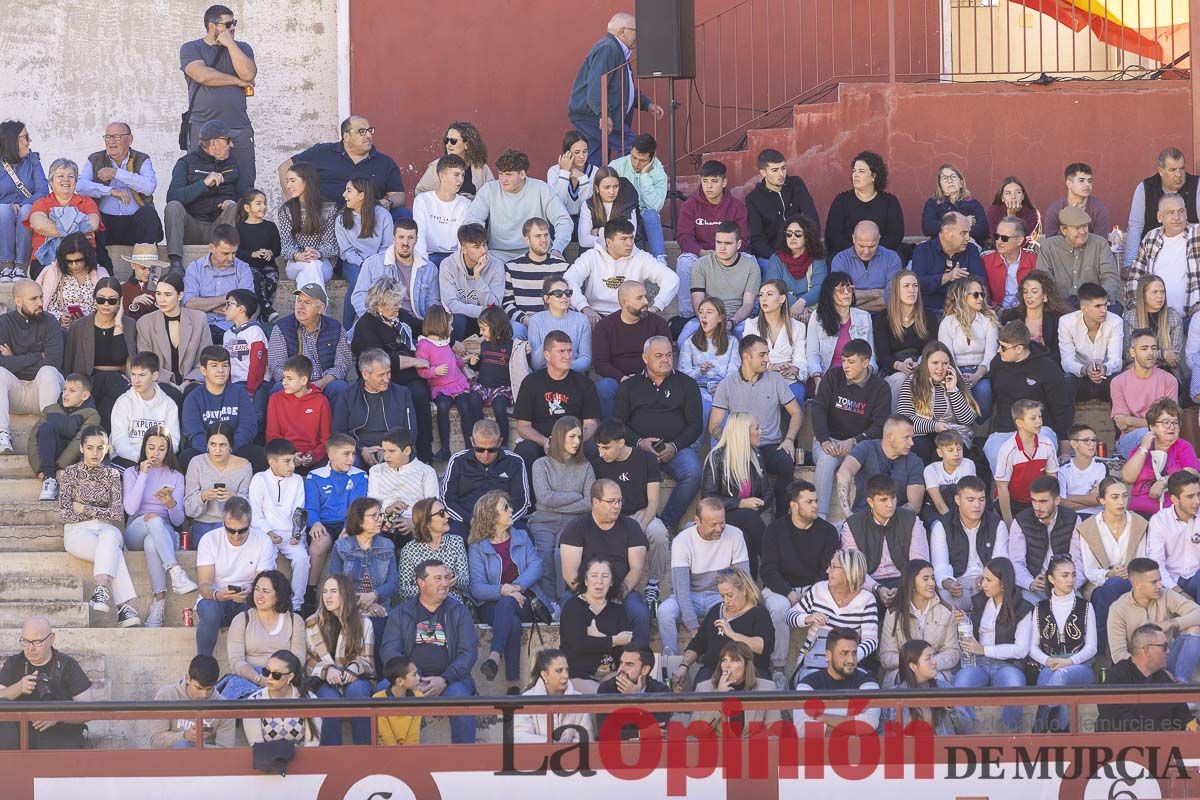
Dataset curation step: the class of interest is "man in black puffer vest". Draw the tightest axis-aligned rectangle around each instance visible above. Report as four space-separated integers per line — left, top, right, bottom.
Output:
164 120 249 274
930 475 1008 611
841 474 929 609
1009 475 1082 605
1125 146 1200 271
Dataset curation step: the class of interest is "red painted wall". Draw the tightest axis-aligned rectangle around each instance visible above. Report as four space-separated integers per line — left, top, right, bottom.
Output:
706 80 1194 236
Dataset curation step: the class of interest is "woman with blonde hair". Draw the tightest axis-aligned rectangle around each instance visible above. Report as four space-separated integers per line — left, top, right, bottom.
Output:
921 164 988 243
874 269 935 408
897 340 981 461
528 416 595 603
672 567 773 687
469 490 554 694
1127 273 1185 386
786 549 879 680
306 573 375 745
701 412 772 577
938 277 998 421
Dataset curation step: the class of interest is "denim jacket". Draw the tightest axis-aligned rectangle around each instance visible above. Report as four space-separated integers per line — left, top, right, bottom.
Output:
330 533 399 611
467 528 552 609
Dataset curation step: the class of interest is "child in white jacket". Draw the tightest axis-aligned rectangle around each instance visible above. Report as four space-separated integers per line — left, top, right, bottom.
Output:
249 439 309 610
109 352 181 467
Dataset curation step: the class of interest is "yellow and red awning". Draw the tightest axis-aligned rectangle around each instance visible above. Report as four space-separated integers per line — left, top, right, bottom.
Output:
1010 0 1188 62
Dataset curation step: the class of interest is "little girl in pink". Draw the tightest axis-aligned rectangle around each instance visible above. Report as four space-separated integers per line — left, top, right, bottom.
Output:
416 305 484 461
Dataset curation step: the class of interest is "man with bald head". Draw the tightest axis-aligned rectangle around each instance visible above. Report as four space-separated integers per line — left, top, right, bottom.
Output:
0 616 94 749
829 220 903 312
593 280 670 419
77 122 163 263
910 211 984 314
1126 147 1200 269
568 12 666 169
1126 193 1200 317
0 280 64 454
280 115 407 219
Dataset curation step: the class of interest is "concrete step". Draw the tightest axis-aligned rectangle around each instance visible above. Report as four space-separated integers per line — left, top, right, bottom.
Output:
0 525 67 552
0 573 83 602
0 501 65 526
0 454 34 479
0 599 88 627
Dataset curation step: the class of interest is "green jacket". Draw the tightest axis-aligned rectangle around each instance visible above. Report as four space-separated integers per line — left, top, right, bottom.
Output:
28 401 100 477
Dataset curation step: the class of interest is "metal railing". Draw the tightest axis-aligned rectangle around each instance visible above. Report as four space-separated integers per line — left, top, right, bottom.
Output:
599 0 1190 176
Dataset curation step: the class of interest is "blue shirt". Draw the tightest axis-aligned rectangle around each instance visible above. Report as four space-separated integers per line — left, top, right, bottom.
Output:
77 152 158 216
829 246 904 297
0 152 48 207
909 239 985 312
292 142 405 207
182 254 255 329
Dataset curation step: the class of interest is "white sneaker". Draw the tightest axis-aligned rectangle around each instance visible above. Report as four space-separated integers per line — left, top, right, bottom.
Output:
9 265 27 280
89 585 112 614
117 603 142 628
39 477 58 501
144 598 166 628
0 267 13 283
168 564 198 594
0 431 13 455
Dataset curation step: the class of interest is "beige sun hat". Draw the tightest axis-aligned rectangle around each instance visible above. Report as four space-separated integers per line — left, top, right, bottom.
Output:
121 243 171 268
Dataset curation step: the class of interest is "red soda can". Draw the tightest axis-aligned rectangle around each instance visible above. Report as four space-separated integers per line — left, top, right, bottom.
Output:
179 530 191 551
183 608 194 627
1097 442 1108 458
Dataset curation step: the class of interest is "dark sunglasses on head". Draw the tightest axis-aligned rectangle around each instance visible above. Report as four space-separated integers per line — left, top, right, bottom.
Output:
994 234 1021 243
260 667 291 680
545 288 573 299
444 137 459 145
474 446 500 454
94 296 120 305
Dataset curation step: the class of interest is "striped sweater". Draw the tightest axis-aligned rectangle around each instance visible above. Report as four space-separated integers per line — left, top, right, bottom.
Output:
502 252 568 324
786 581 879 670
367 459 440 516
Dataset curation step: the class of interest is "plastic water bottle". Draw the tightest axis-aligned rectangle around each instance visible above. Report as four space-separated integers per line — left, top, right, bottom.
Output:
958 620 976 667
1108 225 1125 261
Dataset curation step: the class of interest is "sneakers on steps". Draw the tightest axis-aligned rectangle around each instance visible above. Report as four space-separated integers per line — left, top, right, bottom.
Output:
145 598 166 628
0 263 12 283
89 585 112 614
0 430 13 455
117 603 142 628
168 564 199 594
39 477 58 501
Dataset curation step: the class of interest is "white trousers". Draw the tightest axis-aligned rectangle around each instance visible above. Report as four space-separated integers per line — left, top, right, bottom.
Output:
64 520 137 606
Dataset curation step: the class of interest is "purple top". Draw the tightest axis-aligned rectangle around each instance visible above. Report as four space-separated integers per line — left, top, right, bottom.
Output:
121 465 186 528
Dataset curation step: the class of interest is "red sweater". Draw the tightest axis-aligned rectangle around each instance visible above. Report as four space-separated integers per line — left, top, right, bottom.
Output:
266 384 332 464
675 191 749 256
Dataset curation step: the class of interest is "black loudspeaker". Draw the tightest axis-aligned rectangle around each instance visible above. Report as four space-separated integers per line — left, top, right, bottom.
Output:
636 0 696 79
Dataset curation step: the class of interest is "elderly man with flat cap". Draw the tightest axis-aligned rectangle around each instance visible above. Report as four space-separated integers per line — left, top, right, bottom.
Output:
1036 204 1122 310
265 282 353 408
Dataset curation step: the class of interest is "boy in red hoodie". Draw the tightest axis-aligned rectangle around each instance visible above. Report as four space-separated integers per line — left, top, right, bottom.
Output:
673 159 749 322
266 355 332 472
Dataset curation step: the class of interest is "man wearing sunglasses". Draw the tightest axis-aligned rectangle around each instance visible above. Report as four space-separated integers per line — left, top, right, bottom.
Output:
441 419 529 539
910 211 984 315
1098 622 1198 733
180 4 257 185
282 115 407 220
981 217 1036 310
194 498 277 657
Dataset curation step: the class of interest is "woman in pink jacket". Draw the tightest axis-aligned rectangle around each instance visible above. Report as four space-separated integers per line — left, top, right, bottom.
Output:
415 306 484 461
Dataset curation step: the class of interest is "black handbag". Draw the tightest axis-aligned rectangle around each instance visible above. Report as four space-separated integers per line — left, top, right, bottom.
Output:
251 740 297 776
179 49 224 150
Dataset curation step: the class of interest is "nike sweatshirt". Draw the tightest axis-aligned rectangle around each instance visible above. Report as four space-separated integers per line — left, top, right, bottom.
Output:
265 385 332 465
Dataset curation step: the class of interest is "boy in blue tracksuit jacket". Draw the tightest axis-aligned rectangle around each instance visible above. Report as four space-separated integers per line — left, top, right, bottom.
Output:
303 433 369 537
180 346 264 471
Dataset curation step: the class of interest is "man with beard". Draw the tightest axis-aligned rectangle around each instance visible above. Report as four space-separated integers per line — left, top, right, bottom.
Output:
794 627 881 727
1009 475 1083 604
593 280 669 420
0 280 64 454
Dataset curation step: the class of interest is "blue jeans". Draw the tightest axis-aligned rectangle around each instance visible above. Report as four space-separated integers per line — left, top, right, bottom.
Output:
622 591 651 647
196 598 250 657
429 252 450 268
953 655 1027 731
674 253 699 318
570 116 634 169
1091 577 1132 654
963 370 992 421
1034 663 1093 731
788 380 806 406
657 590 721 654
640 207 666 257
1117 427 1148 459
443 678 478 743
452 314 479 343
216 673 260 700
190 520 224 549
659 446 703 530
597 377 620 420
1168 632 1200 682
315 678 374 745
1178 573 1200 603
341 260 363 329
0 203 32 264
478 595 536 682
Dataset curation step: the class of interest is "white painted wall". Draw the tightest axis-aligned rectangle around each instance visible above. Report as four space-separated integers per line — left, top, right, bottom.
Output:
0 0 341 213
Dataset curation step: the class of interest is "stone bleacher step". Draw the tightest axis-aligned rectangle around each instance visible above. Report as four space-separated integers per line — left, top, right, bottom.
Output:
0 599 88 628
0 525 67 553
0 573 83 602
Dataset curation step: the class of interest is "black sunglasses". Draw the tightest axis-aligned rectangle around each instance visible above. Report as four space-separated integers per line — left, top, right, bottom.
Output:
994 234 1021 242
94 296 120 305
432 508 449 519
968 291 984 299
226 525 250 536
216 19 237 28
260 667 292 680
545 289 573 298
444 136 459 145
474 446 500 454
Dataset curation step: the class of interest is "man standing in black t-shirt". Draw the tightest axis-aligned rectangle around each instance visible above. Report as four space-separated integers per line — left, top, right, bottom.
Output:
0 616 94 750
560 479 651 646
513 330 600 474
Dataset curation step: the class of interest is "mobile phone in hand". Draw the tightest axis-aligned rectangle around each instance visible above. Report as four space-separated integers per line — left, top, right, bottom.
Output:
213 483 225 490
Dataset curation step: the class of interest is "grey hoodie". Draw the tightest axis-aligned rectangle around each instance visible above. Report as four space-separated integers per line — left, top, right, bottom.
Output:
438 251 506 318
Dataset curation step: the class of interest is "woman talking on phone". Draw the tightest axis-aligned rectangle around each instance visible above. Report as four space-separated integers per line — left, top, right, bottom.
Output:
38 232 109 329
896 341 981 463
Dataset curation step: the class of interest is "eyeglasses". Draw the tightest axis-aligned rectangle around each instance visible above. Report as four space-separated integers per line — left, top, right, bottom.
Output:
101 133 130 142
785 231 805 238
545 289 573 298
1143 643 1170 651
349 127 375 136
444 137 460 146
19 634 51 648
226 525 250 536
994 234 1020 242
473 446 500 453
362 510 382 520
1071 437 1098 445
597 497 624 506
1154 419 1181 428
997 342 1021 352
260 667 292 680
65 256 87 265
